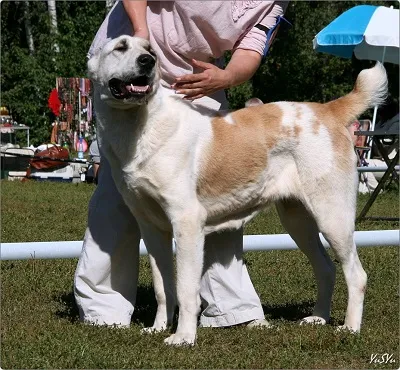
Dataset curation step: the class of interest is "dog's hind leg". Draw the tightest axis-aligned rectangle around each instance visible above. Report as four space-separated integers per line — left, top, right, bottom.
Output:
320 224 366 332
164 205 207 346
139 223 176 333
276 199 335 325
302 188 367 333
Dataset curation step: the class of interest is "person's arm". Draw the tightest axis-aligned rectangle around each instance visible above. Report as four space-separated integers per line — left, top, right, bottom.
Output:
173 49 262 101
122 0 149 40
225 49 262 88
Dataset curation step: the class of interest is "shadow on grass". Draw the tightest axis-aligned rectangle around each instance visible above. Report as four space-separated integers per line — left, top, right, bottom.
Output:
131 285 157 327
54 292 80 323
262 300 314 322
53 288 317 326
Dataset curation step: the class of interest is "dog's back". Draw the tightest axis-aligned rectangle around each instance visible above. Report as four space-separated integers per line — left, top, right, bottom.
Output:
197 63 388 232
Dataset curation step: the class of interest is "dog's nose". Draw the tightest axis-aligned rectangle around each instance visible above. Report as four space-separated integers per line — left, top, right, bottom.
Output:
137 54 155 68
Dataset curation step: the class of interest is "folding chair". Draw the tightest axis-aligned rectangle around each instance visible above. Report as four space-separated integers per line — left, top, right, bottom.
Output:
354 123 399 221
351 119 372 192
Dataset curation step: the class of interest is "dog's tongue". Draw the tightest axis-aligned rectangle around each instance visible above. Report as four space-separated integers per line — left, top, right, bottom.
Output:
126 84 150 93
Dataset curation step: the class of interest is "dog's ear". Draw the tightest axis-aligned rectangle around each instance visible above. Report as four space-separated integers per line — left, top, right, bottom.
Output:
87 53 100 81
245 98 263 107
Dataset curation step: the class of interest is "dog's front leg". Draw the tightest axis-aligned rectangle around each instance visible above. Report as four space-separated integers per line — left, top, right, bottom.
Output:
164 207 206 346
139 222 176 333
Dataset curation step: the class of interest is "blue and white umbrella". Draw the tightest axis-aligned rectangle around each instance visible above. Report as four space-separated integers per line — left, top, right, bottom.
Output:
313 5 399 64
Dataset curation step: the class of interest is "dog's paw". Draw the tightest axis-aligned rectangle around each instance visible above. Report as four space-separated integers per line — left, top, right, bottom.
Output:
164 333 196 346
140 325 167 335
300 316 327 326
335 325 359 334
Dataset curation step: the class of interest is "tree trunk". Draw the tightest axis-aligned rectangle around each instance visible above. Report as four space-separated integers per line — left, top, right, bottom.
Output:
106 0 115 13
23 1 35 55
47 0 59 53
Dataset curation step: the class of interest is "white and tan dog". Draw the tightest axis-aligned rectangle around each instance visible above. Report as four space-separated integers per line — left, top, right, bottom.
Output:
88 36 387 346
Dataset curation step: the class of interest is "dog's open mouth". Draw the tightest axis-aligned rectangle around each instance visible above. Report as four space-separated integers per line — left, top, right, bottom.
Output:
109 76 152 99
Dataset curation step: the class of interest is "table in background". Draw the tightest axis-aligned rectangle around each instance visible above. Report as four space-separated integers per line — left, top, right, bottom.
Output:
0 125 30 147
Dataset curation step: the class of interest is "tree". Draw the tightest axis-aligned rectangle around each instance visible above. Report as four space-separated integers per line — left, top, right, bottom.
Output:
1 1 105 145
23 1 35 55
106 0 115 13
47 0 59 53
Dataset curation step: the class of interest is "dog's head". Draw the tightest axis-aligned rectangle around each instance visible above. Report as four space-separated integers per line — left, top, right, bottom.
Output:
88 36 159 107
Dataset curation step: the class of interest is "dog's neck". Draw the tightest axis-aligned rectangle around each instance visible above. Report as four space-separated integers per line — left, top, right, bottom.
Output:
97 85 182 169
146 84 172 113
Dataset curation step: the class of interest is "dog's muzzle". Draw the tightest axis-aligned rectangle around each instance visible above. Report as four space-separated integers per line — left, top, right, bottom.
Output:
107 52 156 101
108 75 153 100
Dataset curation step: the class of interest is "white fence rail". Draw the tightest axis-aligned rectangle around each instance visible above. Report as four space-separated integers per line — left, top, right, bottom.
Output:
1 230 398 260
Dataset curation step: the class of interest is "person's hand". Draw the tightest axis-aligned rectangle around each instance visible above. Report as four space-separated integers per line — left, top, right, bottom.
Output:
172 59 233 101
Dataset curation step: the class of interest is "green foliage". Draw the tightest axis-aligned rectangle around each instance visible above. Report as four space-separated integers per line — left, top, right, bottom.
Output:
1 1 399 142
255 2 356 103
1 1 105 145
228 0 399 108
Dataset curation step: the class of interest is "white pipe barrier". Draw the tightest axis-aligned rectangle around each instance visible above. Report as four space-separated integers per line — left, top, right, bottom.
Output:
1 230 398 261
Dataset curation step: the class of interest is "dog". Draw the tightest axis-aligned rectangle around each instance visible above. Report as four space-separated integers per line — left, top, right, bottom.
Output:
88 35 388 346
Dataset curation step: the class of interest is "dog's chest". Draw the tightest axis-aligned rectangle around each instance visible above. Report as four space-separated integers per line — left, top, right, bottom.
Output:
114 163 172 231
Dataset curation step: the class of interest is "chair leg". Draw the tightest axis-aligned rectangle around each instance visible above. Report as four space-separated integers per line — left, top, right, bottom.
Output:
374 138 399 183
357 150 400 222
355 148 371 194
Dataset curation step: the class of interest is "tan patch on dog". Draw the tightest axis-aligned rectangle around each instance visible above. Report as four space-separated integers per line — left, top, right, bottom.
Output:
325 80 367 127
197 104 284 197
294 124 303 138
295 107 302 121
307 102 355 172
198 97 356 198
312 119 322 135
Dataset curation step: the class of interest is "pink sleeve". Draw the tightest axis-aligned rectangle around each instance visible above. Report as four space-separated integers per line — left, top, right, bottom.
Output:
233 26 267 55
233 1 287 56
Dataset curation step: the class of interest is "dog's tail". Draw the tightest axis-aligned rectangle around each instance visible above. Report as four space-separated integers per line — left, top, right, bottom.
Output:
326 62 388 127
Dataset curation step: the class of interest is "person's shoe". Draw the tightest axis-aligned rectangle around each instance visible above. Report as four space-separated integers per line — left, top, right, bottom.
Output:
246 318 273 329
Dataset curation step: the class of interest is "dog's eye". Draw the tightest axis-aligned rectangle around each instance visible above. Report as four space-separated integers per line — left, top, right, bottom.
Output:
114 39 128 52
146 45 156 58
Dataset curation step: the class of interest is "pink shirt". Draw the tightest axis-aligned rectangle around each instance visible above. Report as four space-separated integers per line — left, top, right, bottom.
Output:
89 1 286 84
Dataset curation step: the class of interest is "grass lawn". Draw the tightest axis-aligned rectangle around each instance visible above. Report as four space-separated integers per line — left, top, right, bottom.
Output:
1 180 399 369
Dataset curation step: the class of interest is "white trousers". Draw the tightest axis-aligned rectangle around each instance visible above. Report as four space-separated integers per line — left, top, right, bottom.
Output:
358 158 386 194
74 92 264 327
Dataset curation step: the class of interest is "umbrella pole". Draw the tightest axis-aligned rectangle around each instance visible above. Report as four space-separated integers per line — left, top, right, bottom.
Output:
367 46 387 160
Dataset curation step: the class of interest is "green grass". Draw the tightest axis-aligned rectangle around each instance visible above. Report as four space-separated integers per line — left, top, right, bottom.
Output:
1 180 399 369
